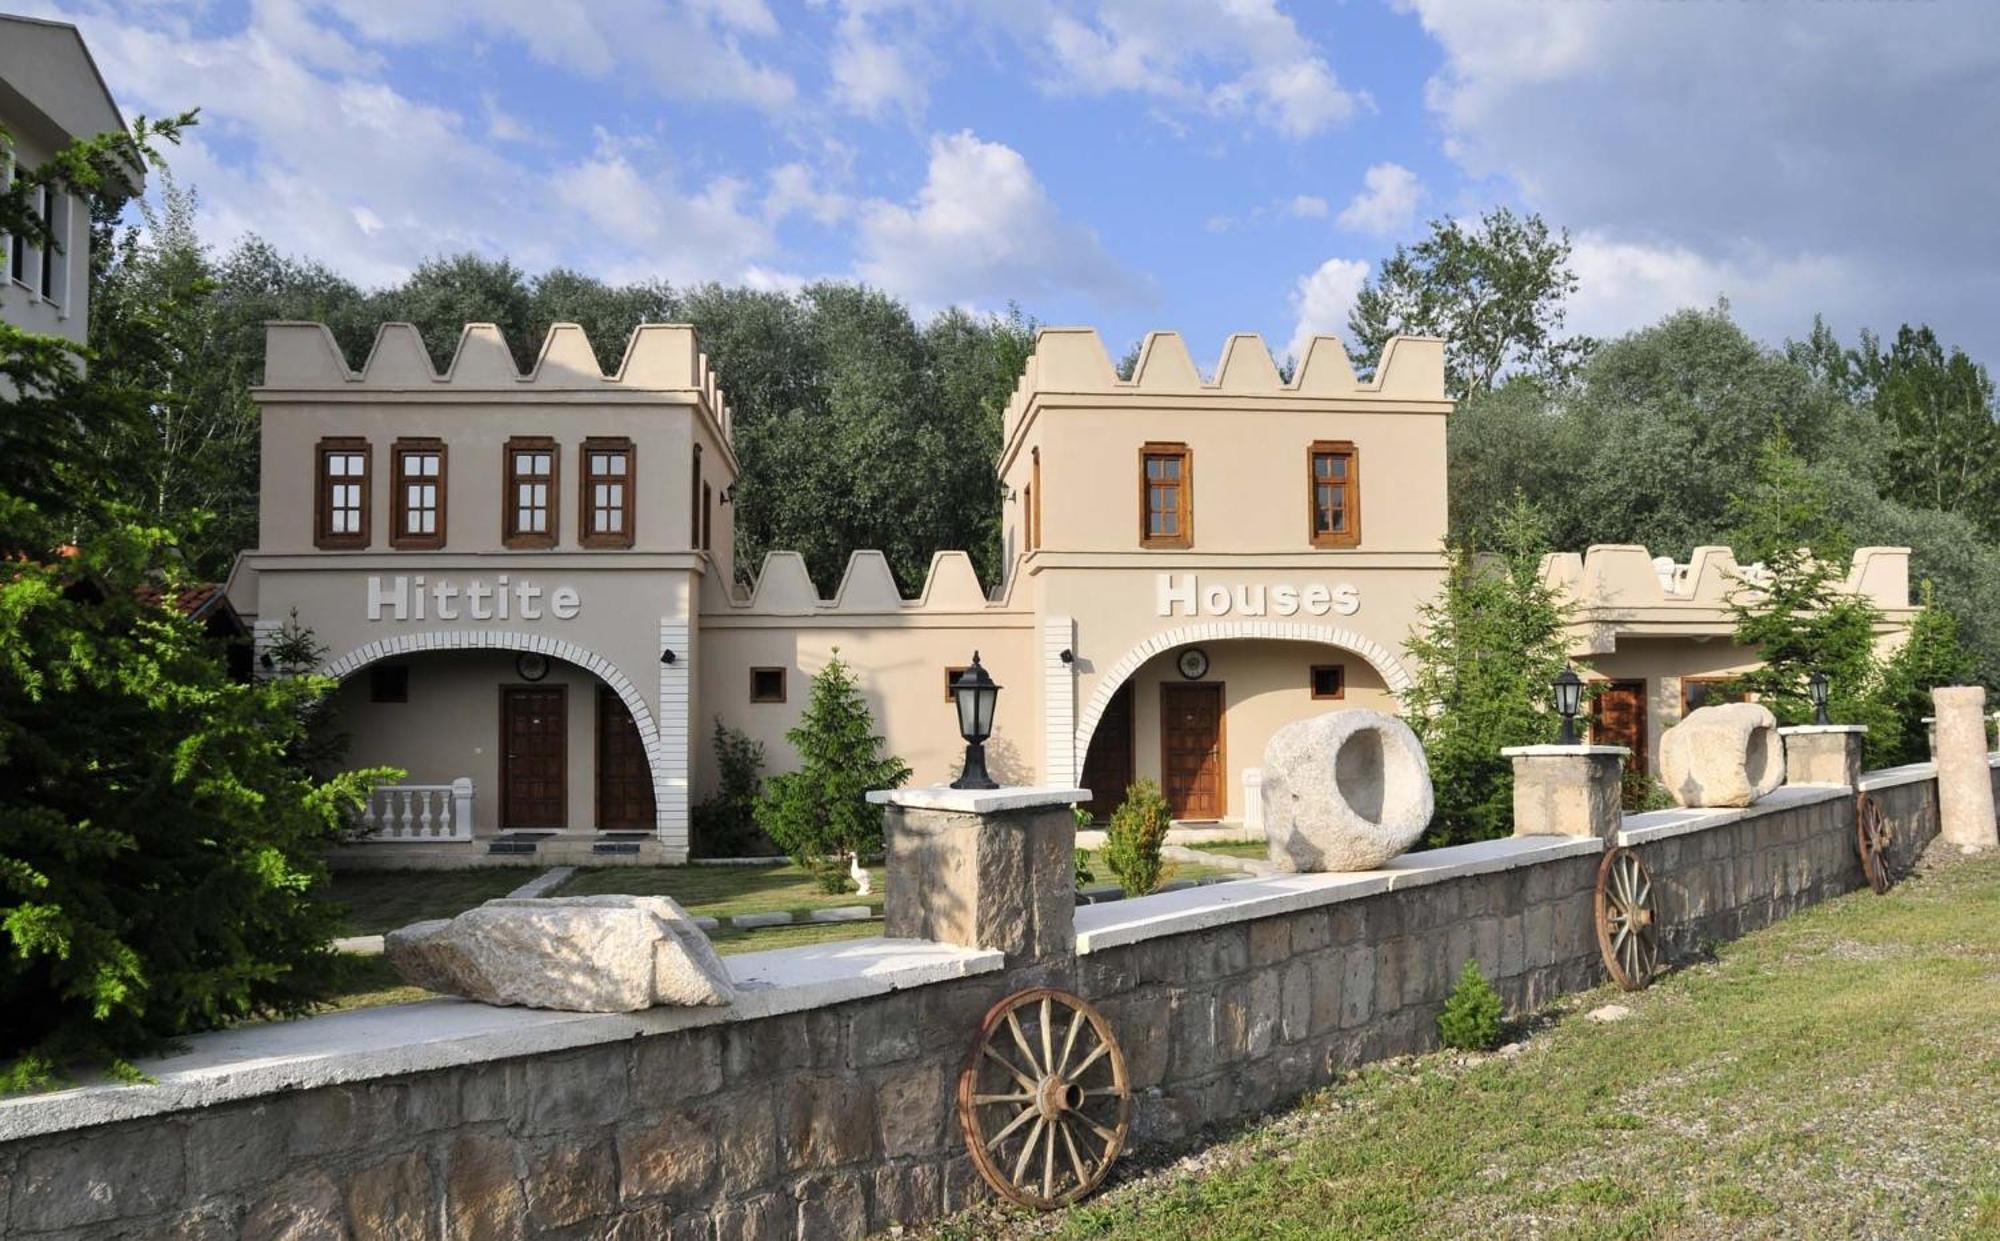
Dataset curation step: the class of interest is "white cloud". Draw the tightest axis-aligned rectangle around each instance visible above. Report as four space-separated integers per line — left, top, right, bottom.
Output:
1404 0 2000 353
1286 194 1329 220
855 130 1143 309
1285 256 1369 363
312 0 797 111
1037 0 1362 139
1335 163 1421 237
1566 233 1852 347
764 162 850 226
829 5 929 120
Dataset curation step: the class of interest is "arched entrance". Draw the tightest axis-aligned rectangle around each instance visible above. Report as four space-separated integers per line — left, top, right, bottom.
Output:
320 630 669 839
1072 624 1414 823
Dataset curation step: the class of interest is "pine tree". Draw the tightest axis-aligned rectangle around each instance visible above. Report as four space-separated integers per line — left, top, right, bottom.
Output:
1873 583 1976 765
1401 496 1572 845
753 651 911 891
1723 436 1895 757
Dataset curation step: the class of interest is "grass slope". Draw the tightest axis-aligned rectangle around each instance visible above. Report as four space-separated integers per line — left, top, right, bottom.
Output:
926 852 2000 1241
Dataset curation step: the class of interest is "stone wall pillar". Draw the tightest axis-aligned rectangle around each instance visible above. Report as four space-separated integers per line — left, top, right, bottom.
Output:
1933 686 1999 853
1779 725 1867 787
1500 744 1627 839
868 785 1086 965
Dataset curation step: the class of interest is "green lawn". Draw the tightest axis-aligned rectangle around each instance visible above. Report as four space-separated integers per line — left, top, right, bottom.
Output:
1186 840 1270 861
923 853 2000 1241
558 860 888 918
323 869 530 936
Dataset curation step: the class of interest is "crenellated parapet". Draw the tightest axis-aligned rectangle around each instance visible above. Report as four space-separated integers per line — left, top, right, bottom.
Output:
1542 544 1915 616
259 320 733 438
1001 329 1446 446
699 550 1026 618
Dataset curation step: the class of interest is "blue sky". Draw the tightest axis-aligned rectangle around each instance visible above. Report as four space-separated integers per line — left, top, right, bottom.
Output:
27 0 2000 368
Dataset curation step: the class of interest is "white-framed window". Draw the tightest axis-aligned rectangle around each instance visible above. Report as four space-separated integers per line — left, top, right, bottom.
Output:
38 185 65 308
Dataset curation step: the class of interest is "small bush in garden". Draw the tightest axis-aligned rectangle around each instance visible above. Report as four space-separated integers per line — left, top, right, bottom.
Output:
1621 769 1677 813
1437 960 1504 1051
691 721 768 857
1104 778 1171 896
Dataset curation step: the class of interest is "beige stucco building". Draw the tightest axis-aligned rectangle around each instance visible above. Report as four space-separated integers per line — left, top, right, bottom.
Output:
0 14 135 347
225 320 1915 863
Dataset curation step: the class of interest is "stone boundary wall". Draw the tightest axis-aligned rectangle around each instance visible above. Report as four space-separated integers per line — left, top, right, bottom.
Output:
0 763 1985 1240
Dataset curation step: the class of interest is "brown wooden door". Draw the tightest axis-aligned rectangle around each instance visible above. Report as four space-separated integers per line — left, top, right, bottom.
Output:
1080 683 1135 822
1161 682 1225 821
501 686 567 828
1592 680 1649 770
596 685 657 830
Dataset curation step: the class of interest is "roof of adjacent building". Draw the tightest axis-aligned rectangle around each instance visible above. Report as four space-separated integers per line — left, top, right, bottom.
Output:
0 14 138 187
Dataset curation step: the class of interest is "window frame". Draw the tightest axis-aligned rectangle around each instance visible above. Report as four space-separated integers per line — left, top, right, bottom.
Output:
690 443 703 550
1029 446 1042 551
503 436 560 549
578 436 636 549
1309 664 1346 701
313 436 372 550
37 184 62 306
1138 441 1193 550
749 666 787 704
1307 440 1361 548
390 437 447 550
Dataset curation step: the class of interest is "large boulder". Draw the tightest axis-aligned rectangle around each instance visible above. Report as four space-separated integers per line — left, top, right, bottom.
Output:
1262 710 1434 872
1658 702 1784 808
385 894 737 1013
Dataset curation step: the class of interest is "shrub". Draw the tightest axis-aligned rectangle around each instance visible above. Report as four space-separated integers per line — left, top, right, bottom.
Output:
1 540 397 1086
691 721 768 858
1103 778 1171 896
1437 961 1505 1051
753 651 910 893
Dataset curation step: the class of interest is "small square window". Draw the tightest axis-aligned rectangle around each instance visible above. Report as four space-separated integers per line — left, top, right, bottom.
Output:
945 666 970 701
1310 665 1345 700
370 665 409 703
750 667 787 703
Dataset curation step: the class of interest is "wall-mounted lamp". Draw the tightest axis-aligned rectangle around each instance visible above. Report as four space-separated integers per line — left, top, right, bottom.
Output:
660 649 677 665
259 652 274 670
1059 648 1074 664
719 485 735 505
1004 487 1017 502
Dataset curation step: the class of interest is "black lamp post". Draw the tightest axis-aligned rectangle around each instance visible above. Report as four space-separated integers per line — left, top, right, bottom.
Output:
949 651 1002 790
1807 671 1830 725
1553 667 1584 745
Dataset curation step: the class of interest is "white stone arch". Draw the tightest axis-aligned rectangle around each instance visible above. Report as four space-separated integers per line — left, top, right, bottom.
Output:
320 630 669 838
1070 621 1416 777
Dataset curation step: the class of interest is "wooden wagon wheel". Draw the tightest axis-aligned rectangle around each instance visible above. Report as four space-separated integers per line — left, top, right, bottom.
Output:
957 987 1131 1210
1595 847 1660 991
1855 792 1893 894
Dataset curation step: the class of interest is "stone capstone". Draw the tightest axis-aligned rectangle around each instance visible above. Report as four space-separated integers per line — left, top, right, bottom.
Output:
1659 703 1784 808
1261 709 1434 872
384 895 736 1013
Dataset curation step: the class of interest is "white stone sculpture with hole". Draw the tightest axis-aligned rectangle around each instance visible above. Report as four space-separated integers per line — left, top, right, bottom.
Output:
1261 709 1435 872
1658 702 1785 808
385 894 738 1013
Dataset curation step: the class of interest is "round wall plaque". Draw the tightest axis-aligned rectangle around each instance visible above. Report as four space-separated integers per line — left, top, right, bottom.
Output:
1176 647 1210 680
515 652 551 682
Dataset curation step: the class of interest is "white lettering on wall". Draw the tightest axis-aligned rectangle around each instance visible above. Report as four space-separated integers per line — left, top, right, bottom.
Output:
1154 573 1360 619
366 576 583 622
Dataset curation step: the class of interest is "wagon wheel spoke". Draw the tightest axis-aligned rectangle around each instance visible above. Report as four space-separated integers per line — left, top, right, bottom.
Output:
981 1044 1038 1092
1006 1011 1043 1076
1056 1006 1086 1076
984 1100 1039 1151
972 1092 1034 1106
1070 1036 1112 1079
1011 1116 1046 1185
1060 1117 1091 1189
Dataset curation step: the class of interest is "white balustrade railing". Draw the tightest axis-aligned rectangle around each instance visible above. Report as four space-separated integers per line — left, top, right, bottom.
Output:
358 778 475 842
